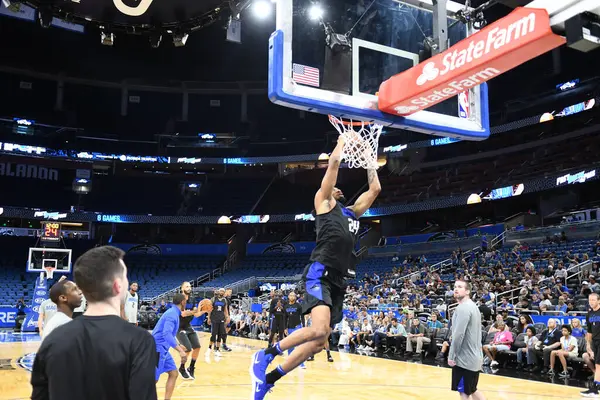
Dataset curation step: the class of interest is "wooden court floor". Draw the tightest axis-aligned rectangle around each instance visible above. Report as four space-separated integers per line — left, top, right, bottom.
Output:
0 331 584 400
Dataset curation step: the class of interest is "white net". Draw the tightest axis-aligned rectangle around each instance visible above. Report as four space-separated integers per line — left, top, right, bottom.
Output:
329 115 383 170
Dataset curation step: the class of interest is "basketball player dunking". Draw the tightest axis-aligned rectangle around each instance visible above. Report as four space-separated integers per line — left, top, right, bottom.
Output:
250 136 381 399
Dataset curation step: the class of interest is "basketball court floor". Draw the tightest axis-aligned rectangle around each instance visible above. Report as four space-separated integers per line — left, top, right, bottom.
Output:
0 330 585 400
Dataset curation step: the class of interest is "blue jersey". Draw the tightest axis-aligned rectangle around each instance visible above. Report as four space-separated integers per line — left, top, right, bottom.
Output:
152 305 181 351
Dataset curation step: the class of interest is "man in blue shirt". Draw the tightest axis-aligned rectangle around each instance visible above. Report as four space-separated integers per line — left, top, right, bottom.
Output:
152 293 189 400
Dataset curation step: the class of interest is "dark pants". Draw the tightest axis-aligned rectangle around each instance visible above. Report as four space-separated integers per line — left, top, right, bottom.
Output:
531 347 554 367
386 335 406 351
330 330 341 346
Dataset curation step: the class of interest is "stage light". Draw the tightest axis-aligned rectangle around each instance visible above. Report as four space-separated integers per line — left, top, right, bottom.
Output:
173 33 189 47
101 31 114 46
149 33 162 48
308 4 323 21
252 0 272 19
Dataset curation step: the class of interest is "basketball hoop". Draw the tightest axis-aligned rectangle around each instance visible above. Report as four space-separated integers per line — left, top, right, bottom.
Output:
43 266 56 280
328 115 383 170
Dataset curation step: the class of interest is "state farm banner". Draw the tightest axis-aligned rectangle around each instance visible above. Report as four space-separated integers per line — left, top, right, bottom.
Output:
379 8 566 116
22 274 48 332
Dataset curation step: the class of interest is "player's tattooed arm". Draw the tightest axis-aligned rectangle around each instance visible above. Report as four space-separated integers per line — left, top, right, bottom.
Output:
315 136 345 213
349 168 381 217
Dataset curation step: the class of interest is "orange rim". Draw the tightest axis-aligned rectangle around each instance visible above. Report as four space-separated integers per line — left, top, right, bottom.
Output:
328 114 373 127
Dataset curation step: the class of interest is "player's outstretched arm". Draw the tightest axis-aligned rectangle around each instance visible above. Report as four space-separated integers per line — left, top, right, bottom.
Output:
314 137 345 211
349 168 381 217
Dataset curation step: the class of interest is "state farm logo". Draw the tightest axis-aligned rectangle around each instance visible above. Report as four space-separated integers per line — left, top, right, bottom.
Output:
378 8 566 119
417 62 440 86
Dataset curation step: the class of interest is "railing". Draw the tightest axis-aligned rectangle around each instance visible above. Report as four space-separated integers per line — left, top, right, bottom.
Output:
494 259 592 309
490 230 507 249
149 267 223 302
192 274 300 299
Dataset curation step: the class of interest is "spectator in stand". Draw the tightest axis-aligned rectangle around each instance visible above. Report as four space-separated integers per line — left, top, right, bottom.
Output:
548 325 578 377
590 276 600 293
488 315 505 333
427 314 444 330
516 326 538 370
557 297 568 314
555 263 568 280
498 298 515 315
385 318 407 354
530 318 562 373
516 315 533 335
570 318 586 337
406 318 430 358
482 323 514 367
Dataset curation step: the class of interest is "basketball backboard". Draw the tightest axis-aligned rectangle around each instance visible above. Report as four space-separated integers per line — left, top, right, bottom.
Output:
27 248 72 275
269 0 490 140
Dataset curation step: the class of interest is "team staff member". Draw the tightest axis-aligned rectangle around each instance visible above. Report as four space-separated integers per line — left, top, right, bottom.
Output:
582 293 600 397
268 290 286 347
284 292 306 368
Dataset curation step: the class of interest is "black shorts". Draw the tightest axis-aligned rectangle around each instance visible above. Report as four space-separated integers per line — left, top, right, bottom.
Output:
451 366 480 396
301 262 345 327
211 321 227 337
177 327 200 352
593 341 600 365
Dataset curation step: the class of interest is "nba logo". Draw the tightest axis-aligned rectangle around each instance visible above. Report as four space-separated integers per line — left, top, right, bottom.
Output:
458 91 470 119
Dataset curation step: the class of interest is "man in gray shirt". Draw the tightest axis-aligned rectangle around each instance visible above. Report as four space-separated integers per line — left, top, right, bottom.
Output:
448 279 486 400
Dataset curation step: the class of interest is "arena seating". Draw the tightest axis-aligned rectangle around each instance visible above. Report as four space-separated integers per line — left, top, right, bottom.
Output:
125 255 225 299
198 253 308 288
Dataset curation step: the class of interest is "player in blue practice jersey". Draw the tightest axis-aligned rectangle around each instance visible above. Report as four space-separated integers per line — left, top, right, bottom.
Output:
152 293 189 400
250 136 381 399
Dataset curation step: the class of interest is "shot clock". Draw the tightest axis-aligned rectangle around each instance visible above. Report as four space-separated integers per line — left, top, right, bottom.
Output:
41 221 61 243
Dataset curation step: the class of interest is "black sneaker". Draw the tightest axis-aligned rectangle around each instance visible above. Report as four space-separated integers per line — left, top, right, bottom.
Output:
327 354 333 362
178 366 192 380
222 344 232 352
580 387 600 398
307 356 315 361
188 367 196 379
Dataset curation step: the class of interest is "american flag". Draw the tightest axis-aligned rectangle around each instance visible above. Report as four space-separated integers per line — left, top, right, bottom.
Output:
292 63 320 87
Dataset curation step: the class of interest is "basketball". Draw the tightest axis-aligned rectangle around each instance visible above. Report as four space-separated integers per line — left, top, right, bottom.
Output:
199 298 213 312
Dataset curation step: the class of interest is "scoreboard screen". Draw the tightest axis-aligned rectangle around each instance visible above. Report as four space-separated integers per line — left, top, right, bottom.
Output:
41 222 61 243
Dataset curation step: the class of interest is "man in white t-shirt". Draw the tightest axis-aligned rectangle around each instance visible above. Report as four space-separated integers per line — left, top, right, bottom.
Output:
41 279 83 342
38 276 67 335
38 298 58 337
123 282 139 325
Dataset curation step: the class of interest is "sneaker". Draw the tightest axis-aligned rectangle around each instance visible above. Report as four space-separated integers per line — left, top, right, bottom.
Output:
580 387 600 398
307 356 315 361
482 356 490 365
222 345 232 352
558 371 569 378
251 380 274 400
547 369 555 375
188 367 196 379
327 354 334 362
300 363 306 369
215 348 221 353
178 366 192 380
250 350 275 399
490 360 499 367
358 345 365 350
